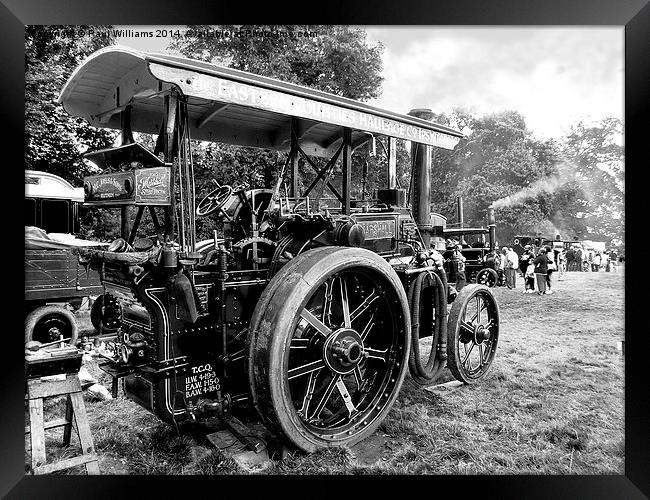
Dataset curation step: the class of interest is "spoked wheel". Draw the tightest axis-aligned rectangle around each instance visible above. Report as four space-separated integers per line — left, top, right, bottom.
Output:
447 284 499 383
476 268 499 287
90 294 121 334
25 305 78 346
248 247 411 452
196 183 233 216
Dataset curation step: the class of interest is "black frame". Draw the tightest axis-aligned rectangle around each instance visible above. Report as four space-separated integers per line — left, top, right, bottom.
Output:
6 2 644 497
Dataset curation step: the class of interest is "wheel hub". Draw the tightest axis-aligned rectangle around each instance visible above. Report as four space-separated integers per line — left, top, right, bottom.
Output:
323 328 364 374
473 324 490 344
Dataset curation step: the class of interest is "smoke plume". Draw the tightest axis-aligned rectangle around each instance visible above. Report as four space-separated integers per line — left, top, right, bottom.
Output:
489 175 562 210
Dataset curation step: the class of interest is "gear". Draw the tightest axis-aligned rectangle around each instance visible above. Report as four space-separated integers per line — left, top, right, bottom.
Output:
233 237 276 270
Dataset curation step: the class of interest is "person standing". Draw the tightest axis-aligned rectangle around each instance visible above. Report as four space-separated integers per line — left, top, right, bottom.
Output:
450 244 467 291
609 248 618 272
519 245 532 277
603 251 610 272
499 247 508 286
505 247 519 289
534 248 548 295
592 251 601 272
575 246 584 272
566 246 575 271
545 246 556 293
524 256 536 293
557 249 567 281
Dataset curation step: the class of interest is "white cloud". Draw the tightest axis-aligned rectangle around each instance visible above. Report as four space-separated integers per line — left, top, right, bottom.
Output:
365 27 623 139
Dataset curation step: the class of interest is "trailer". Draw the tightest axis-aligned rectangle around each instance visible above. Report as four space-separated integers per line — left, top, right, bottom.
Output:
25 170 114 345
58 46 501 452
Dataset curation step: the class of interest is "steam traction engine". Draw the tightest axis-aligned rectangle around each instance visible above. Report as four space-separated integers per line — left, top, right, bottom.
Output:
61 47 500 452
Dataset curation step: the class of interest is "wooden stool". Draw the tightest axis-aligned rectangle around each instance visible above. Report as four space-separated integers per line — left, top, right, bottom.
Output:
25 373 100 475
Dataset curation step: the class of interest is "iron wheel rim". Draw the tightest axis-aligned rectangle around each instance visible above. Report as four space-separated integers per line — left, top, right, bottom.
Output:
453 289 499 380
283 269 405 441
33 314 72 344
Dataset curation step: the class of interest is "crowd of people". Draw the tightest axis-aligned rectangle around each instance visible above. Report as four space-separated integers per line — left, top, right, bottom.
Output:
441 237 620 297
565 245 619 273
496 245 558 295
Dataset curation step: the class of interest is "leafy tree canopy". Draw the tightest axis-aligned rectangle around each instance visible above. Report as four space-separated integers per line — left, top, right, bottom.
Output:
25 26 118 185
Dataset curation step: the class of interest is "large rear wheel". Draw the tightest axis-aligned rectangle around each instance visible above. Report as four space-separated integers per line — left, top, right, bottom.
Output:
447 284 499 383
248 247 411 452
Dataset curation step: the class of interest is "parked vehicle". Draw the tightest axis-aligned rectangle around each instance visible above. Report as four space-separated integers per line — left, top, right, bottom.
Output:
59 47 501 452
442 209 504 287
25 170 109 345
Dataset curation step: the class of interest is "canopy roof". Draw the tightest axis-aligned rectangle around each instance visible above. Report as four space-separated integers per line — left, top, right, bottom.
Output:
25 170 84 202
444 227 490 236
83 142 165 169
59 46 463 157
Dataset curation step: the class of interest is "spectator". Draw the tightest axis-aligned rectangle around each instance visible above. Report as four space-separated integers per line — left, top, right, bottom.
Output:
519 245 533 277
608 249 618 272
592 251 602 272
505 247 519 289
575 246 584 272
545 246 556 294
603 251 610 272
451 244 467 291
523 256 535 293
534 248 548 295
557 249 567 281
566 246 576 271
497 246 507 286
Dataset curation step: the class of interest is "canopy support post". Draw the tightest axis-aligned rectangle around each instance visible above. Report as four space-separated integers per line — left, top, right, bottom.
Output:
387 137 397 189
163 92 179 241
119 107 134 240
342 127 352 215
290 118 300 197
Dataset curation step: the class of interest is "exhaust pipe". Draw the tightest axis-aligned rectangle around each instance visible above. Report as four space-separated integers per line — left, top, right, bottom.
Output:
457 196 464 228
408 108 433 248
487 207 496 251
457 196 466 245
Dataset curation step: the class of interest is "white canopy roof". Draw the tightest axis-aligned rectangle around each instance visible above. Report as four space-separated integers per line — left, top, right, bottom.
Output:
25 170 84 202
59 46 463 157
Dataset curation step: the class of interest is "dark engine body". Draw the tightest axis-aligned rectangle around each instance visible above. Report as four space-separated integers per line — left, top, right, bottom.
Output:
93 196 427 424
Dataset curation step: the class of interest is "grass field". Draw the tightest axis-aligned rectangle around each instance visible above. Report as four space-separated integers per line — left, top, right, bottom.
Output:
28 266 625 475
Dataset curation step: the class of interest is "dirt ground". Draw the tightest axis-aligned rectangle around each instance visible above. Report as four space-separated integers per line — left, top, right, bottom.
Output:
27 265 625 475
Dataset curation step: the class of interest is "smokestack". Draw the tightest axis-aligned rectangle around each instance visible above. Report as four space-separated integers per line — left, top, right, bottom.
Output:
487 208 496 251
408 108 433 248
456 196 466 245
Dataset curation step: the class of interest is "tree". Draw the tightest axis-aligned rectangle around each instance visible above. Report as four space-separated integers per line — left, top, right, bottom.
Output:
25 26 118 185
25 26 120 238
561 118 624 244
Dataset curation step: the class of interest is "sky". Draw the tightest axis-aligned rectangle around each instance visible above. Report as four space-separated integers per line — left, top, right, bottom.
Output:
115 26 623 140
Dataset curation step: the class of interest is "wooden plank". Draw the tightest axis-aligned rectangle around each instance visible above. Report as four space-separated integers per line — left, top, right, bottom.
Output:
32 453 99 475
69 392 96 456
24 417 70 434
27 376 81 399
63 394 74 446
28 399 47 471
222 416 265 453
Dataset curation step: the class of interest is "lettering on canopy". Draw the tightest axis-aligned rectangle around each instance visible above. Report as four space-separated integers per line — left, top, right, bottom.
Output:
149 63 461 150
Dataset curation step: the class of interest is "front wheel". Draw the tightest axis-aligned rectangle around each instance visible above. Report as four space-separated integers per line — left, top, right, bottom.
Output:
248 247 411 452
90 294 121 334
447 284 499 383
476 268 499 287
